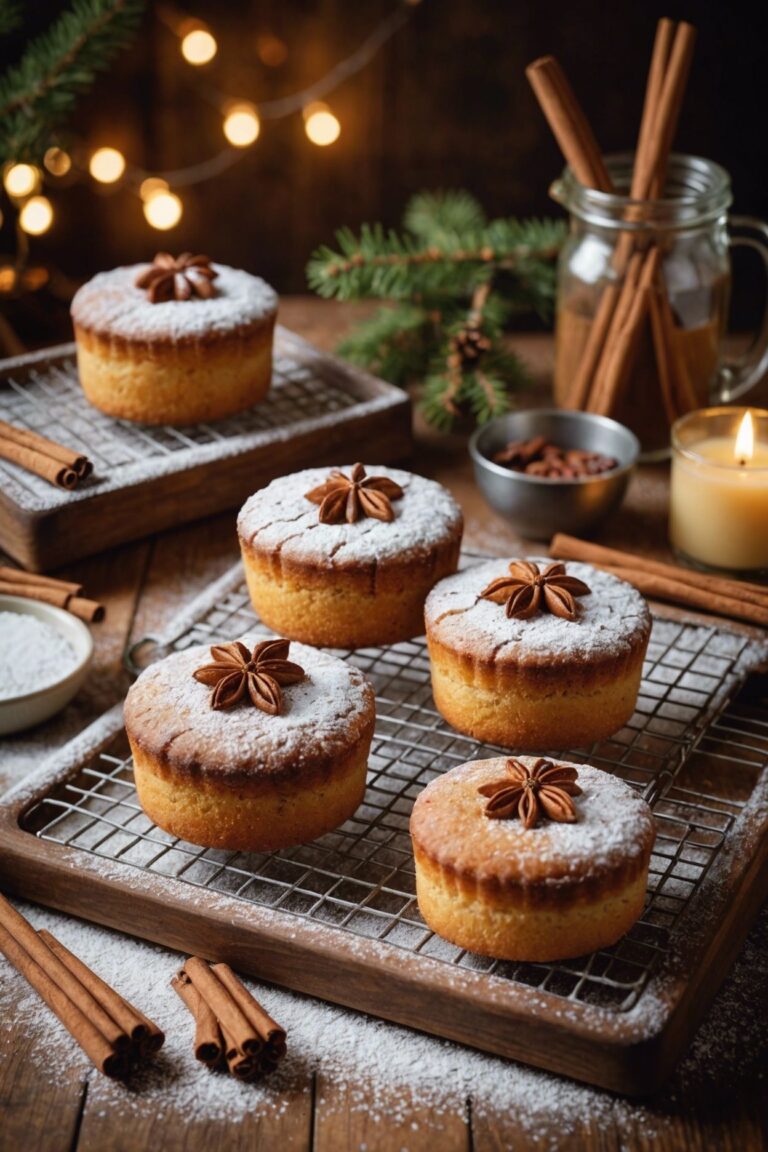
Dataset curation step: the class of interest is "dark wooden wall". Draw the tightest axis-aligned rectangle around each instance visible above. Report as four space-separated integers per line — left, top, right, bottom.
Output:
1 0 767 329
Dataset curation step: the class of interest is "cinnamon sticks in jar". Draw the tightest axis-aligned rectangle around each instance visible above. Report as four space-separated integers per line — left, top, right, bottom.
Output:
0 892 163 1078
0 420 93 490
527 19 699 428
172 956 286 1081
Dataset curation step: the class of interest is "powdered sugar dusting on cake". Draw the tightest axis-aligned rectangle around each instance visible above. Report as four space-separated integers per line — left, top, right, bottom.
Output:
71 263 277 342
124 636 373 777
425 558 650 664
237 466 463 566
412 759 654 884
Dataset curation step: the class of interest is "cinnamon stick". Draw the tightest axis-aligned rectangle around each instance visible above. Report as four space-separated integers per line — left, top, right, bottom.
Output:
526 56 614 193
589 248 660 417
40 930 164 1054
0 566 82 596
550 534 768 623
0 420 92 478
0 580 105 623
594 564 768 628
172 970 223 1067
183 956 263 1058
0 893 129 1076
648 285 679 426
212 963 287 1059
0 436 78 489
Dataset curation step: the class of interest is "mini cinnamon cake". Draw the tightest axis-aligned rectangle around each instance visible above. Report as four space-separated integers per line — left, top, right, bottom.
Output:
71 253 278 425
410 757 655 961
237 464 463 649
124 636 375 851
425 558 651 749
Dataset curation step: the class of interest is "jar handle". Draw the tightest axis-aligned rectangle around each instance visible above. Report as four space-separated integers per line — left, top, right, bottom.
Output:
717 215 768 401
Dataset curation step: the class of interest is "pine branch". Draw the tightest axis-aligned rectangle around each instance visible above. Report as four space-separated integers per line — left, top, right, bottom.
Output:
0 2 23 37
337 304 433 387
404 189 486 242
307 217 564 302
0 0 144 162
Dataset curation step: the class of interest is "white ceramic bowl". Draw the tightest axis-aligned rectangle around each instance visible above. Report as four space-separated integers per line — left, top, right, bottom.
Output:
0 595 93 735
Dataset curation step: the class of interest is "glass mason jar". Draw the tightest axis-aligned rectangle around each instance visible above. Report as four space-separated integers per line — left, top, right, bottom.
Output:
551 154 768 457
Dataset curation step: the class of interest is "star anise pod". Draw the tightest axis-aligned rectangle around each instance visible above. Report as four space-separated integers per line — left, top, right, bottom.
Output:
304 463 404 524
480 560 591 622
192 638 304 714
478 758 582 829
135 252 218 303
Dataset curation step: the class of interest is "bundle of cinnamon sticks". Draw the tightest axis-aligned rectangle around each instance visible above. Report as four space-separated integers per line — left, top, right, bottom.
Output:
0 565 105 623
527 19 698 424
0 892 164 1078
173 956 286 1081
0 420 93 490
551 534 768 629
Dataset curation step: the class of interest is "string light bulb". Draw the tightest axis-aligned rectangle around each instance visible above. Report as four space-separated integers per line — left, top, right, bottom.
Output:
89 147 126 184
4 163 39 198
180 26 217 65
139 177 169 201
19 195 53 235
143 189 183 230
223 102 260 147
43 147 71 176
303 102 341 147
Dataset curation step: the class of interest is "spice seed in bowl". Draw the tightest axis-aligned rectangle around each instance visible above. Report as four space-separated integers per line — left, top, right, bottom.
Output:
492 437 619 479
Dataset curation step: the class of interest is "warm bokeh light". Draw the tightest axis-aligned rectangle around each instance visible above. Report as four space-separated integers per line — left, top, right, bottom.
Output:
139 176 169 201
223 102 260 147
256 33 288 67
181 27 217 65
43 147 72 177
4 163 39 198
89 147 126 184
734 411 754 464
19 195 53 235
143 190 183 230
303 103 341 147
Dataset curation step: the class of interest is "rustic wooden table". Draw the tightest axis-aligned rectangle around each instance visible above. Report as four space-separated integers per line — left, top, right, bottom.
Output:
1 299 766 1152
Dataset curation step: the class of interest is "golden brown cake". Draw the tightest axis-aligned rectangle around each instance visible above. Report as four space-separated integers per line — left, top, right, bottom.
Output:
425 558 651 750
71 254 278 425
410 756 655 961
124 635 375 851
237 464 463 649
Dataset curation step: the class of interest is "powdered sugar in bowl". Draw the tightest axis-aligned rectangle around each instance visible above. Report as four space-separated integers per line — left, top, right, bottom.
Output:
0 597 93 735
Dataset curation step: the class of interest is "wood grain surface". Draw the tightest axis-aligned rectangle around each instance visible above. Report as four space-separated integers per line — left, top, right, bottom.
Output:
0 299 765 1152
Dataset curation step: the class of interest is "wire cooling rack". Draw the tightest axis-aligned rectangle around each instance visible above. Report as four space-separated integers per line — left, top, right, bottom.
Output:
21 563 767 1020
0 330 363 507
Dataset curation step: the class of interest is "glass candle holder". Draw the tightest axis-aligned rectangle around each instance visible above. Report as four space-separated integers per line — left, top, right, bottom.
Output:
670 407 768 574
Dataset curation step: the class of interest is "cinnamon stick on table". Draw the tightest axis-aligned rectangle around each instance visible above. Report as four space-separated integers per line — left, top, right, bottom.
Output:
550 534 768 628
175 956 286 1080
0 892 163 1077
0 578 105 623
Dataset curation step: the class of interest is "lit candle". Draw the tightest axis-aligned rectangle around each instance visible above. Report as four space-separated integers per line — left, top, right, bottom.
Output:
670 407 768 572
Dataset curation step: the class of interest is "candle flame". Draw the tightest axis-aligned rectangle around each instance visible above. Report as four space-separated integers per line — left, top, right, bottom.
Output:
734 411 754 464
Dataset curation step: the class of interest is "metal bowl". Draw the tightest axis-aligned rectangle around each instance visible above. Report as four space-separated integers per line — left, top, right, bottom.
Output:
469 410 639 539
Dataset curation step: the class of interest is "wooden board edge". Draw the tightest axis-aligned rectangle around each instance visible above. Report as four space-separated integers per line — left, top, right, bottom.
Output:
0 812 675 1096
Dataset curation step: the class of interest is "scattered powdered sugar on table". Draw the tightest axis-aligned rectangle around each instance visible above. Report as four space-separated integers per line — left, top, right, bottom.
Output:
237 466 463 566
124 637 374 775
0 611 79 699
425 557 650 663
0 897 764 1142
70 263 278 342
411 759 654 882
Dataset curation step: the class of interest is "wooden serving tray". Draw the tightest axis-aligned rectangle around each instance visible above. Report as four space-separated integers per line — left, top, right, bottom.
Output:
0 329 412 571
0 562 766 1095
